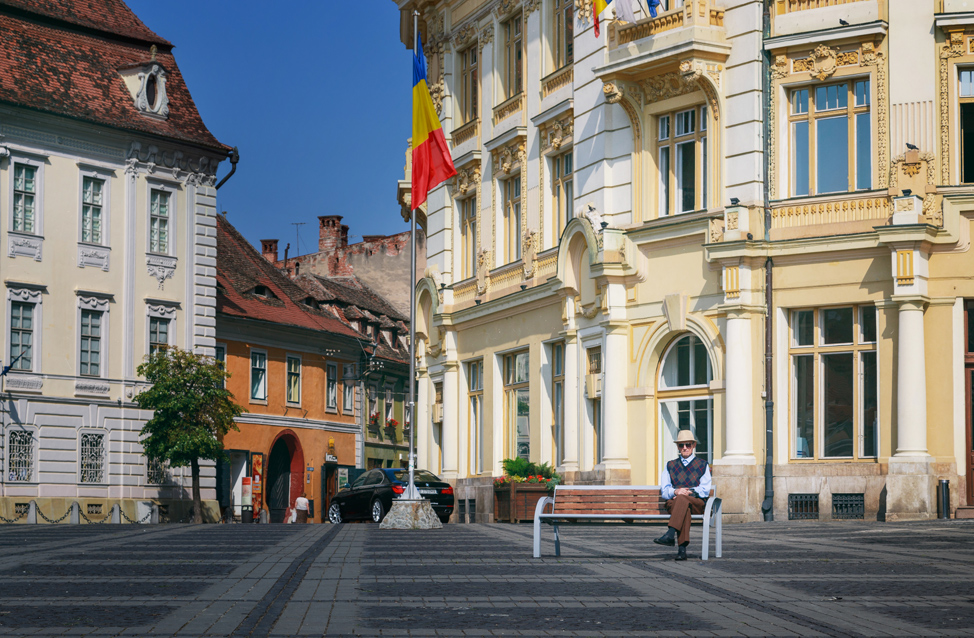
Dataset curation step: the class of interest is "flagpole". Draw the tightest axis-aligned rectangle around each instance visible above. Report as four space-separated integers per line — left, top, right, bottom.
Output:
404 8 421 503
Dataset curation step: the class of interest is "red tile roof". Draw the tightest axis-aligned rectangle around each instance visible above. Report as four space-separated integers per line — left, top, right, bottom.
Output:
0 1 226 151
217 214 363 340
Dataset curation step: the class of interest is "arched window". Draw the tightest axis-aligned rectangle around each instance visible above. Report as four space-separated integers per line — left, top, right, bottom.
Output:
658 334 713 463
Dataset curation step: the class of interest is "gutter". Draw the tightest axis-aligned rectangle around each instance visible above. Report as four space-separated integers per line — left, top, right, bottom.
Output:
216 146 240 190
761 0 775 522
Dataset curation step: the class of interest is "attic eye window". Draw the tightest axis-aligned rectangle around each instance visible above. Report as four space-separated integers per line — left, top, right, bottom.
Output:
252 285 269 298
131 63 169 118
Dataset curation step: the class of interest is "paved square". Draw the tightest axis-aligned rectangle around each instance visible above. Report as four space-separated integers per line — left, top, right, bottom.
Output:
0 519 972 636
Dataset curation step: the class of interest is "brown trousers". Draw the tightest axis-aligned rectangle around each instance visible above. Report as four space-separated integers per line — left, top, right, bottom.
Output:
296 509 308 524
665 493 706 546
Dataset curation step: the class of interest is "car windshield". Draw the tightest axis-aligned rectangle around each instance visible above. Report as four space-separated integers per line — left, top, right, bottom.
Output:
391 470 440 483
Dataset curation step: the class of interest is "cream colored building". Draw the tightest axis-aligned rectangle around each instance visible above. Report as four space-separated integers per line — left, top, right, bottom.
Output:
397 0 974 523
0 1 230 522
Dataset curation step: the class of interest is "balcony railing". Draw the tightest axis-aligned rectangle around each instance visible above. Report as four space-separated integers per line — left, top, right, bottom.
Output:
776 0 870 13
534 248 558 280
542 65 573 98
492 92 524 126
616 0 724 46
452 119 479 146
771 195 889 230
453 278 477 305
490 260 524 291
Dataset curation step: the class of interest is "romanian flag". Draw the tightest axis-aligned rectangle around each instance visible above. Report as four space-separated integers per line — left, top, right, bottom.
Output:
412 34 456 211
593 0 612 37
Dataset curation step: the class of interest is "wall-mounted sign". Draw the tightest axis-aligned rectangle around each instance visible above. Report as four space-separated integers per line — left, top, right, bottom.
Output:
307 466 314 472
241 477 253 507
338 467 349 489
326 454 338 463
251 452 264 505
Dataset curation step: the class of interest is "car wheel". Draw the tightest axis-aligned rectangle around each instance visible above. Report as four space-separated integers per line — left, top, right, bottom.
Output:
438 514 450 524
328 502 342 524
371 498 385 523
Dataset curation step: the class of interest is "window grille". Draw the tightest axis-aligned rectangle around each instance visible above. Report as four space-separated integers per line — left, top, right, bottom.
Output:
80 433 105 483
832 493 865 520
468 498 477 524
788 493 819 520
87 504 103 515
458 499 466 523
14 503 28 515
8 430 33 482
146 458 171 485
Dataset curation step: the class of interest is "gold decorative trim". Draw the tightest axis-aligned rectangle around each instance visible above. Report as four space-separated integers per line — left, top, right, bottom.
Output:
542 65 574 97
724 266 741 299
452 119 479 146
940 30 966 185
493 92 525 126
771 196 889 229
896 250 914 286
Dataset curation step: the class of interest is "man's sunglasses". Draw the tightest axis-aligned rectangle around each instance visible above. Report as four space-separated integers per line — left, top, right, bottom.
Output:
677 442 694 449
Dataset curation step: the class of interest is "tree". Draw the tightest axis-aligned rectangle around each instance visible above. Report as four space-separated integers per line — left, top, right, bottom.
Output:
135 347 243 523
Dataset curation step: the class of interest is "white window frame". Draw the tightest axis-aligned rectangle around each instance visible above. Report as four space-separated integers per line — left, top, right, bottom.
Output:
145 179 178 256
78 429 108 485
8 153 45 236
384 386 394 423
7 427 37 483
215 342 227 388
6 285 43 375
78 165 112 246
250 349 268 403
342 363 357 414
76 293 110 378
326 362 338 411
145 301 176 356
286 354 302 406
467 359 484 475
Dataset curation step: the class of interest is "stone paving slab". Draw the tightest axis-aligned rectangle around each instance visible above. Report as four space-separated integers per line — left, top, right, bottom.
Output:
0 520 973 636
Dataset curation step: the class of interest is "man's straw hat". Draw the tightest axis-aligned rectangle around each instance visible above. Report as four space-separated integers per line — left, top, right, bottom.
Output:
675 430 697 445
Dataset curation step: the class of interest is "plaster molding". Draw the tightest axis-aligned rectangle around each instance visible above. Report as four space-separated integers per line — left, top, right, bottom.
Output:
8 233 42 261
146 255 177 290
77 244 110 271
6 286 42 303
5 375 42 391
74 380 110 396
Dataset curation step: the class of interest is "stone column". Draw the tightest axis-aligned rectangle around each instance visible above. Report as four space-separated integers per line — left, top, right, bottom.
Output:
601 324 631 483
416 363 430 472
722 309 755 460
441 360 459 480
894 299 928 457
561 331 580 473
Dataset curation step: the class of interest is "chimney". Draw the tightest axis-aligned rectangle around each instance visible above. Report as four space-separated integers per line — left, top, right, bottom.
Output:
260 239 279 263
318 215 344 252
340 224 350 248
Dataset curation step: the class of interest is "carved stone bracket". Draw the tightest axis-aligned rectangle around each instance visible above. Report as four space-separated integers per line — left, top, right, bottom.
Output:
540 115 574 153
522 229 539 279
455 165 481 196
127 141 217 185
78 244 110 271
476 248 492 295
709 218 725 244
478 25 494 52
146 255 177 290
494 0 522 18
8 233 42 261
492 139 526 175
890 150 940 225
452 22 477 49
575 0 592 23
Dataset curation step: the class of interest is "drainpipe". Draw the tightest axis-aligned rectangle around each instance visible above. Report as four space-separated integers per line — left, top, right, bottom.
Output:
215 147 240 190
761 0 775 521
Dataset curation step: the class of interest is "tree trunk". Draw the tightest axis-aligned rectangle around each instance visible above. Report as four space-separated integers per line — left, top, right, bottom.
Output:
191 457 203 524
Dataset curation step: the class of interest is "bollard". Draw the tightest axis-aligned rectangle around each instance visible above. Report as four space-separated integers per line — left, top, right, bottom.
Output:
151 503 160 525
70 502 80 525
110 503 121 524
27 500 37 525
938 479 950 519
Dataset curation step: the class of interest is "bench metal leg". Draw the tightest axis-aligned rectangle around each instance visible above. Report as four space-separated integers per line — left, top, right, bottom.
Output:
533 516 542 558
553 525 561 557
702 515 710 561
715 499 723 558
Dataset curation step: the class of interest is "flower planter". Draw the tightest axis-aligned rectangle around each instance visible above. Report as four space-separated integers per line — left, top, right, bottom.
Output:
493 483 552 523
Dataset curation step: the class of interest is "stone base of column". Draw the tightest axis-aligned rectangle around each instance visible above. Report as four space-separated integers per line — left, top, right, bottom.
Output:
379 499 443 529
603 466 631 486
884 456 936 522
711 456 763 523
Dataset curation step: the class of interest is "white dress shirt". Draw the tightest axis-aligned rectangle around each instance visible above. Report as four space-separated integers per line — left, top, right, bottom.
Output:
660 454 712 500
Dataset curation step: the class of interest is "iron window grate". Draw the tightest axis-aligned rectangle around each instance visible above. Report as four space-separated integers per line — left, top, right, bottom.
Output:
788 493 819 520
832 493 865 520
457 499 466 523
468 499 476 524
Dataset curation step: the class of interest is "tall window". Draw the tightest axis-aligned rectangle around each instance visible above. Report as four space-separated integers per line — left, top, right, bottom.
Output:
13 163 36 233
658 334 713 463
552 153 573 244
791 306 877 459
10 302 33 371
8 430 33 482
80 432 105 484
551 342 565 466
790 80 871 196
468 360 484 474
80 310 102 377
504 176 522 264
658 107 708 215
384 387 394 423
327 363 338 410
286 356 301 404
587 347 603 464
343 363 356 413
960 69 974 183
504 351 530 460
149 189 170 253
215 344 226 388
503 14 523 99
459 47 479 124
149 317 169 354
250 350 267 401
460 196 478 279
82 176 104 244
553 0 574 69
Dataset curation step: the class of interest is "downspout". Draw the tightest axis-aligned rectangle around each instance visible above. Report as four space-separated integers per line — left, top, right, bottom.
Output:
215 147 240 190
761 0 775 521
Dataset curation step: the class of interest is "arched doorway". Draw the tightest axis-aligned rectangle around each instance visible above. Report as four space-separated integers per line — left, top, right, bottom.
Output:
266 432 304 523
657 333 714 467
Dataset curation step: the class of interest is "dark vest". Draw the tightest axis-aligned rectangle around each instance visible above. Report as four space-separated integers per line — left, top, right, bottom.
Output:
666 456 708 489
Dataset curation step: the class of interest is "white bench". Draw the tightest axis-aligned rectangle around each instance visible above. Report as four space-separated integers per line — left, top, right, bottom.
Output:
532 485 723 560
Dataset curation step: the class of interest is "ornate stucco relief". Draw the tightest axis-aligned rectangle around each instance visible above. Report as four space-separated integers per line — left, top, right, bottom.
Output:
8 233 42 261
78 244 110 271
146 255 177 290
940 30 966 184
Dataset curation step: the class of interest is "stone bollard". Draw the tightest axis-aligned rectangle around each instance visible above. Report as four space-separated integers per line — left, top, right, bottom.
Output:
151 503 160 525
70 502 80 525
27 500 37 525
110 504 121 524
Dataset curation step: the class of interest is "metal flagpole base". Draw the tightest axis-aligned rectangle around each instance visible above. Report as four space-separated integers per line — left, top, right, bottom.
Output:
380 499 442 530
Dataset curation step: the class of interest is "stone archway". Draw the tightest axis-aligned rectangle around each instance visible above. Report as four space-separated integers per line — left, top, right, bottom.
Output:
266 431 304 523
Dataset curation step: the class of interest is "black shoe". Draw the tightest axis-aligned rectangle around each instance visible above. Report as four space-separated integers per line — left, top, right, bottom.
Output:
674 547 688 561
653 529 676 546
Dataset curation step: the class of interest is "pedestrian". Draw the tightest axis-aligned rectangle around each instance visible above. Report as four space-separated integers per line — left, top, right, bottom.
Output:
294 492 310 524
653 429 712 561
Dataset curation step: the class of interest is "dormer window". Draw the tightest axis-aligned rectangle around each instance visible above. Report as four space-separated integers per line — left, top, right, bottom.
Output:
121 62 170 119
251 285 273 298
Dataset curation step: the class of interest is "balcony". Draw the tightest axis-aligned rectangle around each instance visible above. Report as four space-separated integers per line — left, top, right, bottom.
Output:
451 119 479 147
775 0 871 13
771 0 880 38
492 92 524 127
769 192 890 241
542 65 573 98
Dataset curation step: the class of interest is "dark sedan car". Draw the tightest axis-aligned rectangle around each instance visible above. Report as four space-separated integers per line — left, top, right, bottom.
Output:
326 468 454 524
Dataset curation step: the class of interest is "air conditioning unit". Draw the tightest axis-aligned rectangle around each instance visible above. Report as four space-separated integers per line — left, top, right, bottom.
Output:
585 373 602 398
431 403 444 423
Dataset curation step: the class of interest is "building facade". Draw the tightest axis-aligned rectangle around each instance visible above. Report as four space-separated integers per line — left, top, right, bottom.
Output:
0 0 230 522
395 0 974 522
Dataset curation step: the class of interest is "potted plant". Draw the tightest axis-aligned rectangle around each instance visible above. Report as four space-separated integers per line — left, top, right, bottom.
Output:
368 412 381 436
385 417 399 442
493 459 561 523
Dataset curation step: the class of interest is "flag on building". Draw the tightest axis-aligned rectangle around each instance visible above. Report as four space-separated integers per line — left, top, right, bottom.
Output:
615 0 637 23
593 0 612 37
647 0 662 17
412 34 456 211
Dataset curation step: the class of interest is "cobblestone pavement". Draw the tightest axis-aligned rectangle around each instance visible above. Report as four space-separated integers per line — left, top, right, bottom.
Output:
0 519 973 636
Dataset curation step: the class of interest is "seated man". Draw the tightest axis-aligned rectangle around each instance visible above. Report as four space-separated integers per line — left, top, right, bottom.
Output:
653 429 712 561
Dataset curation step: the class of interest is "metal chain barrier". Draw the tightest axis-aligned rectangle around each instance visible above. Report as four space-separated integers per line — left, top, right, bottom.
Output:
0 510 28 524
119 508 152 524
35 507 72 524
79 509 111 524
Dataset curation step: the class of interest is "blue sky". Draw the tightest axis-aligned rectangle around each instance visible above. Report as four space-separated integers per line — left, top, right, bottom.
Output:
126 1 413 256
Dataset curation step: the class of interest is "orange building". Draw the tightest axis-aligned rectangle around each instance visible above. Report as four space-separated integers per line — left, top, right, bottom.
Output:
216 216 367 523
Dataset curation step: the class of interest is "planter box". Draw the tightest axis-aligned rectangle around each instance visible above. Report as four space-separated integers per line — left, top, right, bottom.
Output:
494 483 552 523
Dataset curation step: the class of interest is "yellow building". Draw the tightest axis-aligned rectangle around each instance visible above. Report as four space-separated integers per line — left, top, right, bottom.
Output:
394 0 974 522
